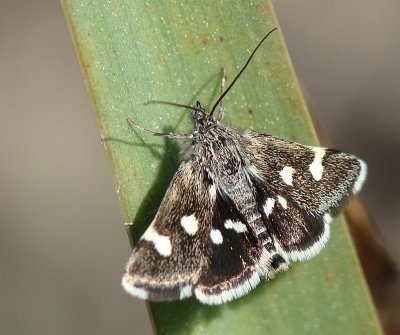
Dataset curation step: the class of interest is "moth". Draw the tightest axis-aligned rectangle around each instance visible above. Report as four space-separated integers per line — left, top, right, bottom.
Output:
122 28 367 305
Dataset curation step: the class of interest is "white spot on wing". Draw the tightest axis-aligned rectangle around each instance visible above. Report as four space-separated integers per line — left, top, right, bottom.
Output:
180 214 198 236
309 147 325 181
141 224 156 242
263 198 275 216
224 219 248 233
279 166 294 186
141 224 172 257
154 235 172 257
210 229 223 244
121 279 149 300
353 159 367 193
277 195 287 209
179 285 193 300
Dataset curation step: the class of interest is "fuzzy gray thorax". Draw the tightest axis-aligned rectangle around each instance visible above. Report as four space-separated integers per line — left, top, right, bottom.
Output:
185 107 263 230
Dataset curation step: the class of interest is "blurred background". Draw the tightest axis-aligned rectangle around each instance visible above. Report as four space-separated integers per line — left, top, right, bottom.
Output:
1 1 399 334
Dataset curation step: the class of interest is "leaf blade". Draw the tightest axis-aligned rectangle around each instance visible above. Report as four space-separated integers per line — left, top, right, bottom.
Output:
61 1 382 334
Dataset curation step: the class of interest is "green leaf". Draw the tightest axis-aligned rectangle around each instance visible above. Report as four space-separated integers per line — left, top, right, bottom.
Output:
61 1 382 334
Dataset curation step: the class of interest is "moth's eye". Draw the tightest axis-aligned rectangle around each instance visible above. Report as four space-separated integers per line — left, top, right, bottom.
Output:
192 110 202 120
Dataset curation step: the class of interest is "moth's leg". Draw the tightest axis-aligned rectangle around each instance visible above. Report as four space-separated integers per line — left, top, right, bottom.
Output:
127 118 193 139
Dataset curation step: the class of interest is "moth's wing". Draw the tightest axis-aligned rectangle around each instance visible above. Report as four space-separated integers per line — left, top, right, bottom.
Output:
122 162 212 301
194 193 266 305
122 161 264 304
241 131 367 261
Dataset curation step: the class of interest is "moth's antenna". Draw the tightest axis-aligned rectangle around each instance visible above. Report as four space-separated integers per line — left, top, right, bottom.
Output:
128 101 204 139
145 100 206 116
209 27 278 116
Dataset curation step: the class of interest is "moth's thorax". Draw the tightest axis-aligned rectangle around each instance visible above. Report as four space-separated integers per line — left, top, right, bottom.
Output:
188 121 240 164
187 120 251 199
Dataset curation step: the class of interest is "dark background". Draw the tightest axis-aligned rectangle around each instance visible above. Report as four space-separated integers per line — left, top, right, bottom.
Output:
1 1 398 334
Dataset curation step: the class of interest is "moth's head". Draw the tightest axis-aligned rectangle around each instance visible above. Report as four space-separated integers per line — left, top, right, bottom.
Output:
190 100 217 133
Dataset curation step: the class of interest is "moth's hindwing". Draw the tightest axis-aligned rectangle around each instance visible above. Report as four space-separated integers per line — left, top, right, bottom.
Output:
195 193 265 304
241 131 367 261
